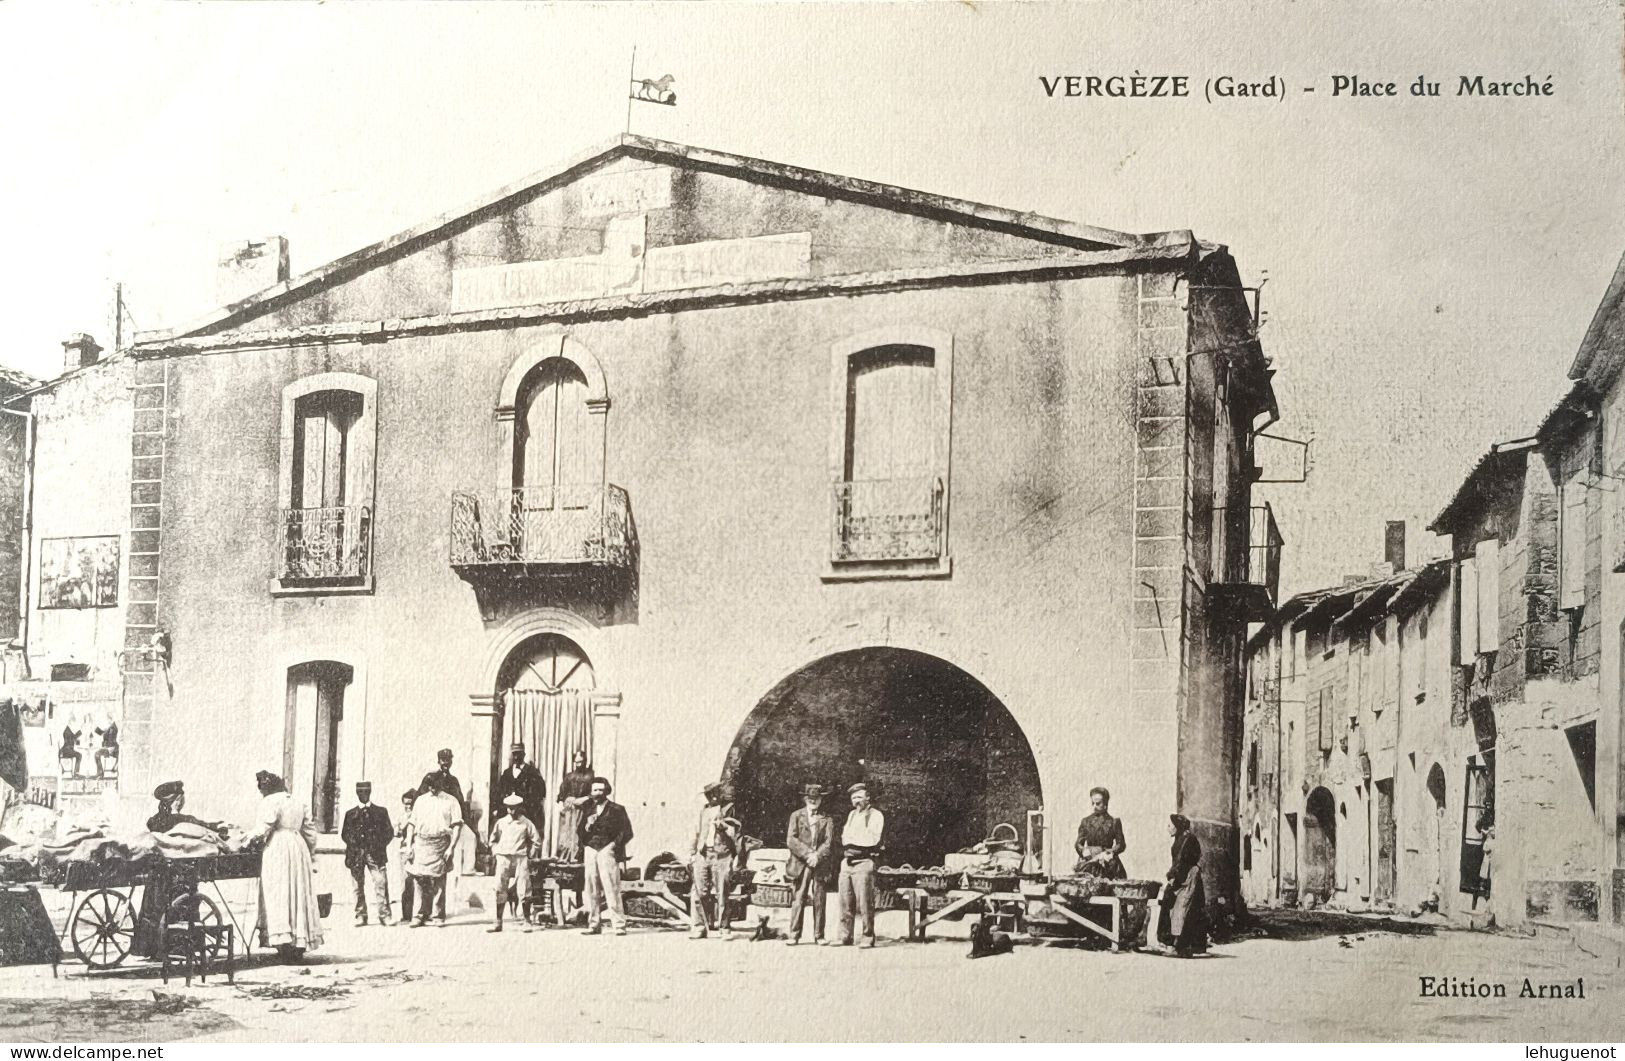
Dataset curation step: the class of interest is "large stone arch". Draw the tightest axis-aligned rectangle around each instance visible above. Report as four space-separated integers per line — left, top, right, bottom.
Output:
722 646 1043 869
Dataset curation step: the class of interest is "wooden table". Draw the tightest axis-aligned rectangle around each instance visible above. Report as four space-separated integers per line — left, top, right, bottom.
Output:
898 886 1144 950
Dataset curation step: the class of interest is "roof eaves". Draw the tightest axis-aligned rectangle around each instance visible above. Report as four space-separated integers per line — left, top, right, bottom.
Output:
1428 439 1537 533
1569 248 1625 386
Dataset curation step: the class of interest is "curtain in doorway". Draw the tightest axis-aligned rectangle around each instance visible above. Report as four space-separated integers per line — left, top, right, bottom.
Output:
502 689 594 857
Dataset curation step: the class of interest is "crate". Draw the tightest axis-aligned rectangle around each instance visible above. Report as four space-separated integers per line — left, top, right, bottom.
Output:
546 863 585 889
965 873 1019 894
751 882 796 908
651 864 691 885
624 895 679 921
875 888 909 912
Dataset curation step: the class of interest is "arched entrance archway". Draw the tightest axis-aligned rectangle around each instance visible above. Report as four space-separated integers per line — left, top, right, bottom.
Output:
723 647 1041 868
496 633 595 855
1425 763 1448 897
1303 786 1337 902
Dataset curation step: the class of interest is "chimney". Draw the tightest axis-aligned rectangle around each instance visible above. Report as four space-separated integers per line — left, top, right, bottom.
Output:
1385 520 1407 572
216 236 290 307
61 333 102 373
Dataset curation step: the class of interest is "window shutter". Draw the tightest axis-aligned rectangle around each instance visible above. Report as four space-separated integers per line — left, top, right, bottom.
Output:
1383 615 1400 705
1560 481 1586 611
1475 538 1500 650
1458 557 1479 664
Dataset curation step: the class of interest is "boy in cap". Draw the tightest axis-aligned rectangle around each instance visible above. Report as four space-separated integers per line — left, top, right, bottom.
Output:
489 793 540 932
784 783 836 945
341 781 394 926
838 781 885 948
687 781 741 940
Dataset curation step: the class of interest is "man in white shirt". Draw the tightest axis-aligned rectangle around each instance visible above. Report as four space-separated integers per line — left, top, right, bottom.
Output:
838 782 885 948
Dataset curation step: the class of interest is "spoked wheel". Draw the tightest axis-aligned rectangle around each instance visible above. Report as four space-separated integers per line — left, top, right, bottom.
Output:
165 892 227 961
70 889 135 968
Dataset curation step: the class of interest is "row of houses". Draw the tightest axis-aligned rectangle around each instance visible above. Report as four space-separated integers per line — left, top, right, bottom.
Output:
0 135 1282 906
1242 252 1625 930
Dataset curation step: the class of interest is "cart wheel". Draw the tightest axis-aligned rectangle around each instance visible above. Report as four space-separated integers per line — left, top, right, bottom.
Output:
71 889 135 968
166 893 226 961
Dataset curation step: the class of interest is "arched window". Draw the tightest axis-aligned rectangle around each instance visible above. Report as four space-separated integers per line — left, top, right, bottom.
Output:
826 328 953 578
277 374 377 592
285 660 354 833
515 357 592 502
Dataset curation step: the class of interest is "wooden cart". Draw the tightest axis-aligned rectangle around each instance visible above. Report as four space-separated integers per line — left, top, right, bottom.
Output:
50 850 260 978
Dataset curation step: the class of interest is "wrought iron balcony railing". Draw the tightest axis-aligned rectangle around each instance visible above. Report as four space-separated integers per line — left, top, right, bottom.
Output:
450 484 633 569
1211 502 1283 618
831 476 945 563
278 505 372 582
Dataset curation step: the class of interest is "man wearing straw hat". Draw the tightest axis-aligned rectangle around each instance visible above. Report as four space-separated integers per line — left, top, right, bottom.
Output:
784 782 835 946
489 793 540 933
687 781 741 940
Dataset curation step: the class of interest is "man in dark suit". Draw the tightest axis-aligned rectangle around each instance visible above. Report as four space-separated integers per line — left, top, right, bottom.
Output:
341 781 395 926
493 742 547 833
577 777 634 936
784 783 836 946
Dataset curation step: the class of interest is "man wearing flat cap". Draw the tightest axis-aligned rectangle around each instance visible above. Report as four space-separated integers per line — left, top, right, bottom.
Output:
838 781 885 948
147 781 225 836
493 742 546 840
341 781 394 926
784 783 836 946
687 781 741 939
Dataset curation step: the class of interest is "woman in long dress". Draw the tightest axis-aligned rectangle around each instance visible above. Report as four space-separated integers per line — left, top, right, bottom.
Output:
248 770 323 961
1156 814 1208 957
555 751 595 860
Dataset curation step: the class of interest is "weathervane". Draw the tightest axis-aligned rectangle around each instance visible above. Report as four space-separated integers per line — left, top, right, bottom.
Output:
625 46 677 133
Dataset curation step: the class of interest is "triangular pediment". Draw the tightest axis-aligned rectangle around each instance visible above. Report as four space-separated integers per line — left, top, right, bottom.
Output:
144 136 1146 342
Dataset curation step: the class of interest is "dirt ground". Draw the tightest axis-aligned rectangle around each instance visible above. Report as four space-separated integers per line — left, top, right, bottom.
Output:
0 902 1620 1042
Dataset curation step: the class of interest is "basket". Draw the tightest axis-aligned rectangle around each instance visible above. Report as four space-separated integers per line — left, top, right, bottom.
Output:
727 867 756 888
1053 875 1111 902
876 866 921 889
965 872 1020 894
317 892 332 918
983 822 1021 852
1110 879 1162 902
916 869 963 893
751 882 796 908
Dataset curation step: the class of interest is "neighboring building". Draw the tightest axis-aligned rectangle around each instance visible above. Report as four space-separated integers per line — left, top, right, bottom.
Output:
1563 247 1625 927
1244 346 1621 929
1240 545 1453 917
0 337 129 816
37 135 1278 906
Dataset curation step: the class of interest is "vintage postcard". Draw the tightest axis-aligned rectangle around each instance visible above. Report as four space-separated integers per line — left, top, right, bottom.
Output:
0 0 1620 1046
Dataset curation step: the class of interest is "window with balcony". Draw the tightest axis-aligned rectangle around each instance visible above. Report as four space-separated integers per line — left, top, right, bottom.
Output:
825 328 953 579
451 338 631 576
276 374 376 593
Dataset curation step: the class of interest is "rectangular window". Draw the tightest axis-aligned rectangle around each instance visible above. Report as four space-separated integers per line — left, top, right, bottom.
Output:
1458 556 1479 663
1475 538 1500 651
1560 478 1587 611
828 340 950 574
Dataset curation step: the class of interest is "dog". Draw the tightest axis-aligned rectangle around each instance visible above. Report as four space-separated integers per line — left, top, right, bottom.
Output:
750 915 783 942
968 916 1014 959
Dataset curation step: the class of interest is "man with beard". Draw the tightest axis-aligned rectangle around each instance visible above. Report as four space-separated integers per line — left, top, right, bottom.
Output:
577 777 634 937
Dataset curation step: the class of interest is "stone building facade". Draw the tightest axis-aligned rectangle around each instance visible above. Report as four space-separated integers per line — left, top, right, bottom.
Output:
35 136 1277 906
1244 285 1624 927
